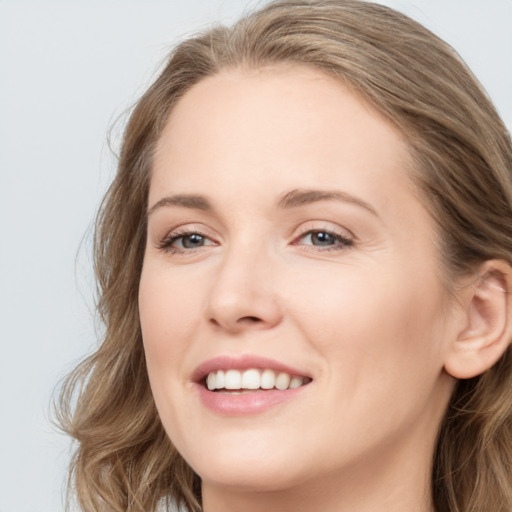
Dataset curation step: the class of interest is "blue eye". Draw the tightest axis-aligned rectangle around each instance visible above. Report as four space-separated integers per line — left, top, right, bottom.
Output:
159 231 216 253
304 231 337 246
297 230 353 250
175 233 207 249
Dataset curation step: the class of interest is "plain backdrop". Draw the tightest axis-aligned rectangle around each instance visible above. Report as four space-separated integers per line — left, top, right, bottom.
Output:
1 1 511 511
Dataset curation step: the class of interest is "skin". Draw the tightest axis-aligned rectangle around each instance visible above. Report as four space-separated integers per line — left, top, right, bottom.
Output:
139 65 466 512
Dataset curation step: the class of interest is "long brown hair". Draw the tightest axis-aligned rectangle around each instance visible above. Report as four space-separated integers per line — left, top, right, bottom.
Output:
58 1 512 511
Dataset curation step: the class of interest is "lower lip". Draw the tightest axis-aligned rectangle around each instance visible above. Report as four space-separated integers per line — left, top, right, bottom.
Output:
194 383 308 416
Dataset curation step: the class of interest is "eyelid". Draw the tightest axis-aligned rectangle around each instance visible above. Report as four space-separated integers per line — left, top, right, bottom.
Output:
155 224 219 253
289 222 356 252
291 220 355 241
292 229 353 249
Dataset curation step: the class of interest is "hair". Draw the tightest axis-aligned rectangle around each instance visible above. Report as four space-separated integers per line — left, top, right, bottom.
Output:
57 1 512 511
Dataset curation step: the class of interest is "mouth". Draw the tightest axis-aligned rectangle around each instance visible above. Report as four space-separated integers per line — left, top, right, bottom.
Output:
204 368 312 393
192 356 313 414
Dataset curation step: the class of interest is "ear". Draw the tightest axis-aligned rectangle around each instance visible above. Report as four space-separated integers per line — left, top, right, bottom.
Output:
444 260 512 379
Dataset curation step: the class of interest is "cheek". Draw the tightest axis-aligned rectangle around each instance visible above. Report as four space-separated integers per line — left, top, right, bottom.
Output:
138 264 209 452
280 264 451 457
138 264 204 383
283 261 447 385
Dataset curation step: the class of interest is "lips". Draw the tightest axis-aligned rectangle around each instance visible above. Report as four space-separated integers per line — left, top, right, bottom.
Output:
192 355 312 415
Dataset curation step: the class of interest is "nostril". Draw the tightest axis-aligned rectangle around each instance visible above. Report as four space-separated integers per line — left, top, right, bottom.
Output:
239 316 262 323
208 315 262 329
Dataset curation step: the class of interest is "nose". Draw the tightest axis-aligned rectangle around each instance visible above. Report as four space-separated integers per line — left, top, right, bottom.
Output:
205 245 283 334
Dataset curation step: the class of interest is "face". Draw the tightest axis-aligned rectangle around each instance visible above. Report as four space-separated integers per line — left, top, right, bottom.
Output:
139 66 457 495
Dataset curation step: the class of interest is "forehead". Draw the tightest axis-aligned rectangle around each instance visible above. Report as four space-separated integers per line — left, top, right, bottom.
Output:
151 65 415 214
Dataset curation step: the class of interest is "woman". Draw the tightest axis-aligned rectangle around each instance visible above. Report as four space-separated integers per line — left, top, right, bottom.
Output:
59 1 512 511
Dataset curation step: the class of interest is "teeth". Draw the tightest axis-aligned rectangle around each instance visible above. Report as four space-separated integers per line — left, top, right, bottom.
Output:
275 372 291 390
241 368 260 389
207 372 216 391
289 376 303 389
261 369 275 389
216 370 225 389
225 369 242 389
205 368 309 391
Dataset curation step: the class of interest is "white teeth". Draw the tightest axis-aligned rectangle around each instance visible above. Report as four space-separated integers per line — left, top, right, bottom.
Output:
207 372 216 391
241 369 260 389
275 372 291 390
225 369 242 389
215 370 225 389
289 376 303 389
205 368 307 391
261 369 275 389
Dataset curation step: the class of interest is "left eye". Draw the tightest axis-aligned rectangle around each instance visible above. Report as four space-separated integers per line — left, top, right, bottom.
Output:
296 230 352 249
174 233 207 249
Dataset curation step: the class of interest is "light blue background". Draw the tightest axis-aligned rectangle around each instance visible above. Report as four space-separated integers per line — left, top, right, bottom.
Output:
1 1 511 511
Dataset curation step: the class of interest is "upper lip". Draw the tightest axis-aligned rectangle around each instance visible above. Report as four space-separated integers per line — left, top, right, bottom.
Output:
191 355 312 383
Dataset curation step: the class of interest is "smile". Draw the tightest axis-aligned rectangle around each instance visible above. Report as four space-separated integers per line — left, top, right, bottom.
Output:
206 369 310 392
192 356 313 415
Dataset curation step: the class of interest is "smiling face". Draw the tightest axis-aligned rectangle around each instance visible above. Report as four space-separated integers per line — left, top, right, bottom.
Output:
139 66 459 505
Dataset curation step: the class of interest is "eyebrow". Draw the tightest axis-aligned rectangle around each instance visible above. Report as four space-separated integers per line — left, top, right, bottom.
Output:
147 194 212 216
277 188 378 216
147 188 378 217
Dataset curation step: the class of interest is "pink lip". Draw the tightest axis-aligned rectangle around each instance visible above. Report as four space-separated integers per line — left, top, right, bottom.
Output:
194 384 307 416
191 355 312 416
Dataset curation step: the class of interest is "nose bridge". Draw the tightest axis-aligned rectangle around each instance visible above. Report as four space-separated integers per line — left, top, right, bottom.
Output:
205 233 282 332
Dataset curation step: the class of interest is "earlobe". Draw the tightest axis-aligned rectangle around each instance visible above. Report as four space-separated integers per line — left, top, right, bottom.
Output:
444 260 512 380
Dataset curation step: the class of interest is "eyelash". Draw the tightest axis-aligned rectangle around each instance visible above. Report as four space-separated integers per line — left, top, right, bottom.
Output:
157 228 215 255
157 227 354 255
291 229 354 252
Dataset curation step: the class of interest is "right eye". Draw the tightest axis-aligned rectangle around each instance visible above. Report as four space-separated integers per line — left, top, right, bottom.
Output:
158 230 217 254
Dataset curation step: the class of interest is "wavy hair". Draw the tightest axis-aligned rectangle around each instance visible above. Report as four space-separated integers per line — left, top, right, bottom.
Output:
58 1 512 511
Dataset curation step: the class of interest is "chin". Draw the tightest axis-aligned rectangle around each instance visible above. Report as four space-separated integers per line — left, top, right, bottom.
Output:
176 431 314 492
196 458 308 493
